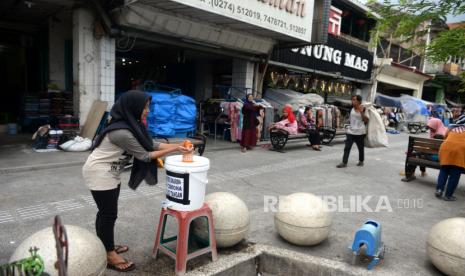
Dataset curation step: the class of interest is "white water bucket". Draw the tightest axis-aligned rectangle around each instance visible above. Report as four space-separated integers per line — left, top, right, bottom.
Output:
164 155 210 211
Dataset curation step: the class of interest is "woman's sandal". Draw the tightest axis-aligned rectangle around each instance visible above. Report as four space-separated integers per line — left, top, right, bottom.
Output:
114 245 129 254
107 259 136 272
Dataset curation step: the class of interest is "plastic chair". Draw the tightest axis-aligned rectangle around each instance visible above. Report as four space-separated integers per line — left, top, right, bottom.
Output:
153 203 217 275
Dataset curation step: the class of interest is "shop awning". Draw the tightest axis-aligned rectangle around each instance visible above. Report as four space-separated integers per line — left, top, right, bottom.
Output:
331 98 353 108
123 0 315 43
445 98 465 108
375 93 446 109
114 3 275 55
263 88 324 111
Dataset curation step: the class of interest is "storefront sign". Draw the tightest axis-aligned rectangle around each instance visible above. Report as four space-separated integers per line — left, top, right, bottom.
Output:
166 0 315 42
166 171 190 205
328 6 342 36
271 35 373 80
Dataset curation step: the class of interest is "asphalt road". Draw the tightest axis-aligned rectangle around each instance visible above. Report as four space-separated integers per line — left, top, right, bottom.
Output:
1 133 462 275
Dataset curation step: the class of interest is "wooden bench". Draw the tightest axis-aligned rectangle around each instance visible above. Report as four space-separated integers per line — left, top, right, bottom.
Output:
269 127 346 152
401 136 442 182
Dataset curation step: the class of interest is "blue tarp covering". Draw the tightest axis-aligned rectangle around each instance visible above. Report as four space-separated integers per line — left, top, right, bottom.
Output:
400 95 429 116
374 94 402 108
145 87 196 138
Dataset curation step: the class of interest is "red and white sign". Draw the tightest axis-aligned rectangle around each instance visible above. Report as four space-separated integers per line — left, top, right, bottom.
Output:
328 6 342 36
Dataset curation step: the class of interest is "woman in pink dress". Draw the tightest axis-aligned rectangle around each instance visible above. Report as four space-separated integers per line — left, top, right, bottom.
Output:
269 105 298 135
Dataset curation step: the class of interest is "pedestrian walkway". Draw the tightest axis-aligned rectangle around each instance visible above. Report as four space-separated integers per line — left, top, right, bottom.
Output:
0 137 246 173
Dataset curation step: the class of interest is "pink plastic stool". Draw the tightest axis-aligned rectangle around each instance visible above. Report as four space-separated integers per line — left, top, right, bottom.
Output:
153 203 218 275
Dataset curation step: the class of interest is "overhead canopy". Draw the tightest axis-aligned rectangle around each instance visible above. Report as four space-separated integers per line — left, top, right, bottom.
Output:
332 98 353 108
375 93 447 109
445 99 465 108
374 93 402 108
125 0 315 43
263 88 324 112
115 3 275 55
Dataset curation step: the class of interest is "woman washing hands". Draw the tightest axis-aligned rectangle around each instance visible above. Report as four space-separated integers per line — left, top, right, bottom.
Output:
82 91 192 272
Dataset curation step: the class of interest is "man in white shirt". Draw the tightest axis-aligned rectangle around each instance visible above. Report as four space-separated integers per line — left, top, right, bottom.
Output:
337 95 369 168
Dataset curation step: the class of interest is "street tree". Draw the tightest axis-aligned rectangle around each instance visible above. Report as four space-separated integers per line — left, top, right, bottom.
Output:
368 0 465 93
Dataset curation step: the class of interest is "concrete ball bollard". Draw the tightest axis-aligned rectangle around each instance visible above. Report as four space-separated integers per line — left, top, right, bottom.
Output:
427 217 465 276
193 192 250 248
274 193 332 246
10 225 107 276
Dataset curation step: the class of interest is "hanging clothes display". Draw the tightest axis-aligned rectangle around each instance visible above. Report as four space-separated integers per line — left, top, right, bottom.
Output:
335 108 341 129
230 102 240 142
255 100 274 140
315 105 343 130
236 104 243 142
219 101 242 142
218 98 278 142
257 109 265 141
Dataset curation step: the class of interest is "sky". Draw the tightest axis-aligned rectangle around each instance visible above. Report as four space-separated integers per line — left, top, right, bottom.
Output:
447 14 465 24
358 0 465 23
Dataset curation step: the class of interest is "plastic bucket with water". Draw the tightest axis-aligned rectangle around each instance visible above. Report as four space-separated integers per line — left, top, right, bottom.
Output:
163 155 210 211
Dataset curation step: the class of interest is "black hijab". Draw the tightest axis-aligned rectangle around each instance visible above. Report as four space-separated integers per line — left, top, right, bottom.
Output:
92 90 157 190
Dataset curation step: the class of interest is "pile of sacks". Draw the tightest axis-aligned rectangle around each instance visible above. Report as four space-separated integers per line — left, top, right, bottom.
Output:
32 124 92 152
59 136 92 152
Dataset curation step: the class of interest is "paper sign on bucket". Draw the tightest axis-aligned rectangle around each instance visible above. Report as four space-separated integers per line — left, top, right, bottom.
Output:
164 155 210 211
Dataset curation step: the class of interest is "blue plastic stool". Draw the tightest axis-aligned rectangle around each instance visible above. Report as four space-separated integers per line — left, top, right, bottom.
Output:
349 220 385 270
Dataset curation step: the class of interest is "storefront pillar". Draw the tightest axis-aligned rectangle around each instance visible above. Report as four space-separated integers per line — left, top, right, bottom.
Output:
413 81 424 99
49 11 72 90
232 59 254 93
195 61 213 101
73 8 115 125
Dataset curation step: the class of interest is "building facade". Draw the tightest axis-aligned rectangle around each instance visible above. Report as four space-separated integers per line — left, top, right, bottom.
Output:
262 0 376 104
1 0 327 128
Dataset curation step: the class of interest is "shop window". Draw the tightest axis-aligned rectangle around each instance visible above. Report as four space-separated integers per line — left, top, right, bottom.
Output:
338 9 373 42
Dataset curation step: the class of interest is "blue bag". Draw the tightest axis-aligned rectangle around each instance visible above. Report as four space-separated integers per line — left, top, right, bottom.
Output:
145 86 196 138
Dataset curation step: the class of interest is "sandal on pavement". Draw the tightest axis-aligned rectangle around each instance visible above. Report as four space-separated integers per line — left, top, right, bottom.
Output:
107 259 136 272
115 245 129 254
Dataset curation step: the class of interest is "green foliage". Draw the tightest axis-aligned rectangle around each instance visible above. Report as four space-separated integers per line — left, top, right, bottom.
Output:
427 28 465 63
368 0 465 61
368 0 465 93
459 71 465 93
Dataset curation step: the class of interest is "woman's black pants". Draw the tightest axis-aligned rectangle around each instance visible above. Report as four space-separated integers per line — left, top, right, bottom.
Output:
308 129 321 145
91 185 120 252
